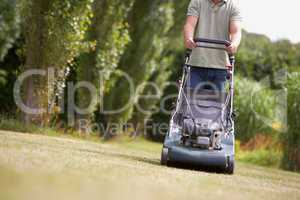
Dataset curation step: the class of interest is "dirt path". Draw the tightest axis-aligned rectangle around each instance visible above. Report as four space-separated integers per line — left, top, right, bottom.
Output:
0 130 299 200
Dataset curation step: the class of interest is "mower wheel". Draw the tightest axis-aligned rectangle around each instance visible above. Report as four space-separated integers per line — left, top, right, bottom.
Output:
160 147 169 166
225 156 235 175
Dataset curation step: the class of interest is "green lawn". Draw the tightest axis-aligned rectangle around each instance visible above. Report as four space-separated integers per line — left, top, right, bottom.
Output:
0 130 300 200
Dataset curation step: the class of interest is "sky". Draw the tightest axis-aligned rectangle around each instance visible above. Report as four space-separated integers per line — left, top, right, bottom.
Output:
239 0 300 43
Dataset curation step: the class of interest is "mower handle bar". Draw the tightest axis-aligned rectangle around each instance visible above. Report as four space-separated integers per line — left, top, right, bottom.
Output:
193 38 231 47
186 38 235 59
185 38 235 66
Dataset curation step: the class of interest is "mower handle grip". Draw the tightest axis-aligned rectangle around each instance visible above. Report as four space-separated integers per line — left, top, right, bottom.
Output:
193 38 235 60
185 38 235 66
194 38 231 47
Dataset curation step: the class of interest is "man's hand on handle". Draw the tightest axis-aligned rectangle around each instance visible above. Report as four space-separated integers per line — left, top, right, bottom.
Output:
184 38 197 49
226 42 238 55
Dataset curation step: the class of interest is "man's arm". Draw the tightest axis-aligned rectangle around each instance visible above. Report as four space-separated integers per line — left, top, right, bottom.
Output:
183 16 198 49
227 20 242 55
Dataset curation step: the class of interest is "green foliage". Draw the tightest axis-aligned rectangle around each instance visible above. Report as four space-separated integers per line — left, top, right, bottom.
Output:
237 149 282 168
42 0 94 68
235 76 277 142
131 55 173 131
0 70 7 86
89 0 134 89
0 0 20 60
95 22 130 77
235 137 282 168
94 0 133 74
0 39 23 115
236 31 271 79
75 0 134 121
282 72 300 171
236 31 299 88
18 0 95 124
0 116 69 137
0 117 39 133
19 0 94 69
102 0 175 127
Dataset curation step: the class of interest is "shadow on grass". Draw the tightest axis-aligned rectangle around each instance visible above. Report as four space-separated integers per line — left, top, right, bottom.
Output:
91 149 161 166
166 161 228 174
64 144 162 166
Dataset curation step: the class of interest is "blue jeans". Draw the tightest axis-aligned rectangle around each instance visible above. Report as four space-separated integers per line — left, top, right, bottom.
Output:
188 67 227 91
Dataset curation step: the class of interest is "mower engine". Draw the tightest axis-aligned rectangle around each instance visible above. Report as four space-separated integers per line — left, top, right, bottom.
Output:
182 118 223 150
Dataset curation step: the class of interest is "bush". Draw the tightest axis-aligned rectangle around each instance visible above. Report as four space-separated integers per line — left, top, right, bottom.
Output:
0 117 38 133
0 117 59 136
235 76 277 142
282 72 300 171
237 149 282 168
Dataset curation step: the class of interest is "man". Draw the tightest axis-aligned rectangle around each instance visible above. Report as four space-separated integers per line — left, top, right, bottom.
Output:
183 0 242 91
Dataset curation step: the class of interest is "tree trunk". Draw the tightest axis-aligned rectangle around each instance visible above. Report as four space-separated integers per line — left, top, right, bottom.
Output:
21 0 50 125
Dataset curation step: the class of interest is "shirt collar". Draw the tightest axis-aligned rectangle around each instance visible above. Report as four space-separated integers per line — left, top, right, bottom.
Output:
209 0 227 9
209 0 227 4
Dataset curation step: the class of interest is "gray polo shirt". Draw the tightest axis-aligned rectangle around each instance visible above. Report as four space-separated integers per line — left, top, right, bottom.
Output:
187 0 242 69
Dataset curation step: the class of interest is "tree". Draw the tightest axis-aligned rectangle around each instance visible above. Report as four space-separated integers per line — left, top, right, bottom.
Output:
19 0 94 125
75 0 133 128
130 56 173 136
101 0 174 135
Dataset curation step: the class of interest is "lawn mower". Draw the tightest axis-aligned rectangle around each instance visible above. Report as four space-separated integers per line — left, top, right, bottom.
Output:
161 38 236 174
